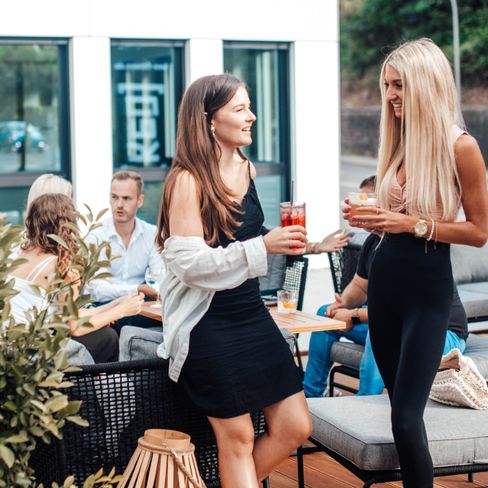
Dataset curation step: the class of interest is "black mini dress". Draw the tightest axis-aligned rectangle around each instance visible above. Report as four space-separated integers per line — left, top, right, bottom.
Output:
178 178 303 418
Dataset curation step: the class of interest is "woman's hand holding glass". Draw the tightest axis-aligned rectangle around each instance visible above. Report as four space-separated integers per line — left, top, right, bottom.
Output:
115 292 145 318
344 199 416 234
144 267 161 302
263 225 308 255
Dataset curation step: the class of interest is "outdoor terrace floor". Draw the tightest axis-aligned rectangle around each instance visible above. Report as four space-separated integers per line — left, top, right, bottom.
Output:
270 452 488 487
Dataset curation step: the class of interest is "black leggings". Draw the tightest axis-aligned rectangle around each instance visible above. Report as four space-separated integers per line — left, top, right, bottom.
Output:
368 233 452 488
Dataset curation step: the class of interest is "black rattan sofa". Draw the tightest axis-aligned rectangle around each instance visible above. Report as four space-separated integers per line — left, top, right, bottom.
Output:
31 358 266 487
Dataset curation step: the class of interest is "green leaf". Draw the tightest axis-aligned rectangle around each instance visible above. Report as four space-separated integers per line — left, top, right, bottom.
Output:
22 383 35 395
95 208 109 221
45 395 69 413
62 475 75 487
67 416 89 427
5 431 28 444
30 399 47 412
0 445 15 468
83 204 94 223
29 426 44 437
82 475 95 488
47 234 69 250
61 400 82 416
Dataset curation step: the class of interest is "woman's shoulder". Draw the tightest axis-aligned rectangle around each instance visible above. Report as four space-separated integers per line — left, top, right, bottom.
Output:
174 169 197 186
454 132 479 153
248 160 257 180
454 132 485 176
172 170 199 199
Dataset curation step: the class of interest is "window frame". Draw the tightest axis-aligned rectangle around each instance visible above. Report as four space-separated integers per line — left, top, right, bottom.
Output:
0 37 71 188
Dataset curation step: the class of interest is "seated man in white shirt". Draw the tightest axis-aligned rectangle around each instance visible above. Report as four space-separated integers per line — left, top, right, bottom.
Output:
85 170 163 334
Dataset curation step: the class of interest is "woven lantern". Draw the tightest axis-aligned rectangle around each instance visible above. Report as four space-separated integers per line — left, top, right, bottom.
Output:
117 429 206 488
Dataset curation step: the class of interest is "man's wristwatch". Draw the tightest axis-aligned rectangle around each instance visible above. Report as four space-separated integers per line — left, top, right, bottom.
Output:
413 218 429 238
351 308 361 326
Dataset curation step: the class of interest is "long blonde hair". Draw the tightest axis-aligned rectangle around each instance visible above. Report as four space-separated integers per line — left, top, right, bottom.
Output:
27 174 72 212
377 38 463 221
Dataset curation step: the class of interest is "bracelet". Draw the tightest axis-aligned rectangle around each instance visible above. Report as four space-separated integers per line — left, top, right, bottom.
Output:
427 218 435 241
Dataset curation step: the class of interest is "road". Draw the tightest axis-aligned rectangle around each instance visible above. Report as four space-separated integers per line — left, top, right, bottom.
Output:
340 154 377 198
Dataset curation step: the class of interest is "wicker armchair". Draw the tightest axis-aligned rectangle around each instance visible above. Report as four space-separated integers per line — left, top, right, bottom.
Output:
31 358 266 487
260 255 309 371
260 255 309 311
326 236 366 395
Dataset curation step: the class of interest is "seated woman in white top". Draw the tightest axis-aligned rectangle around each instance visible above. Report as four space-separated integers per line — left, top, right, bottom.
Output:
9 193 144 363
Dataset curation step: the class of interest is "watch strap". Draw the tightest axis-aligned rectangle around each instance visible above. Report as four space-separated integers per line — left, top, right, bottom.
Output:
351 308 361 325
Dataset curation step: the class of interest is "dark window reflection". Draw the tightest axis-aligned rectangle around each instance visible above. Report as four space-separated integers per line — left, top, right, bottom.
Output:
224 44 290 226
111 43 183 169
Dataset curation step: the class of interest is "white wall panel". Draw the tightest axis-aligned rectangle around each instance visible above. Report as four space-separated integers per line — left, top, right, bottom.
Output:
292 39 340 268
4 0 340 267
70 37 113 217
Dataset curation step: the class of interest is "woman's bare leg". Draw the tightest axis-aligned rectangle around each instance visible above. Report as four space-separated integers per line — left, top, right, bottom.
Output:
208 413 260 488
252 391 312 481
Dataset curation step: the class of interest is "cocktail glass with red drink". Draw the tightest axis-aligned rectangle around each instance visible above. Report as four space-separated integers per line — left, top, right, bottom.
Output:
280 201 306 249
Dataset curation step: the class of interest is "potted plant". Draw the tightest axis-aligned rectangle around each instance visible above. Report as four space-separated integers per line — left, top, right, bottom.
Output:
0 209 122 487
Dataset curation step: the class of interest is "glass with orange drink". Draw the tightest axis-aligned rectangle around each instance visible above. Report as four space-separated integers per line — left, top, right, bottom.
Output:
277 290 298 314
348 192 378 219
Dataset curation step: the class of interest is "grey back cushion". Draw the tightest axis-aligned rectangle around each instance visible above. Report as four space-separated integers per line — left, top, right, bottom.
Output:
65 338 95 366
451 243 488 285
259 254 286 291
119 326 163 361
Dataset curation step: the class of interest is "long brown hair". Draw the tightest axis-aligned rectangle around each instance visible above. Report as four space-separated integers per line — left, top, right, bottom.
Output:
22 194 79 275
157 74 247 248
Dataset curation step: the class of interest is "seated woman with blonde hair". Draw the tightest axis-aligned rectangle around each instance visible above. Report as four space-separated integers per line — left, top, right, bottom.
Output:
26 173 73 212
9 193 144 363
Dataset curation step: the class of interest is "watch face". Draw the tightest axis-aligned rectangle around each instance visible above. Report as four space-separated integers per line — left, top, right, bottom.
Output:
414 220 428 237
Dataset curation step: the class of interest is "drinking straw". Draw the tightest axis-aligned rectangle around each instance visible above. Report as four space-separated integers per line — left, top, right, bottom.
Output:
291 179 295 205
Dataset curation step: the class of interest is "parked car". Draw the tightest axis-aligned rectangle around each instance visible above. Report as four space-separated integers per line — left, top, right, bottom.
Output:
0 121 46 152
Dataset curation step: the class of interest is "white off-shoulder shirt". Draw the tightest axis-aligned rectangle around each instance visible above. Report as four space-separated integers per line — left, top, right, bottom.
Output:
157 235 268 381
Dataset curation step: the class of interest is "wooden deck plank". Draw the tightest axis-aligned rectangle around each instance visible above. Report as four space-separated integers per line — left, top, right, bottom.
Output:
269 452 488 487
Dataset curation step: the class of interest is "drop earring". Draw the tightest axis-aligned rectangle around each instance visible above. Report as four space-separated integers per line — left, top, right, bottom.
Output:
211 125 216 138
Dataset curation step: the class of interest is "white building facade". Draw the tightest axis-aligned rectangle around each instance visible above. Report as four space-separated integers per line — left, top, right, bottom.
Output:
0 0 340 267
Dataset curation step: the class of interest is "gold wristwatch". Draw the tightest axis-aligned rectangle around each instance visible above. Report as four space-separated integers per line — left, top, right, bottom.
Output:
413 218 429 238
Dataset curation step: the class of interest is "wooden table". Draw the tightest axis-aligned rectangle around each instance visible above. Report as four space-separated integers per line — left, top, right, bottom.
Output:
140 302 164 322
140 302 346 334
268 309 345 333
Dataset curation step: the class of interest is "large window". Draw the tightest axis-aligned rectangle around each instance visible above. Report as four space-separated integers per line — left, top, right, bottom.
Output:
224 43 290 226
0 39 70 223
111 40 184 224
112 41 183 169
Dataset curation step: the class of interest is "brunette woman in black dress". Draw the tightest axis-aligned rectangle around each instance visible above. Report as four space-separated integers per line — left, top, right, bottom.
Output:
156 74 311 487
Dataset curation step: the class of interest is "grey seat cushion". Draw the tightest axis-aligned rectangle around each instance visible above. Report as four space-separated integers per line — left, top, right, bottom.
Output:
458 284 488 319
65 338 95 366
330 340 365 370
466 334 488 379
119 326 163 361
259 254 286 292
308 395 488 472
328 333 488 380
452 243 488 286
